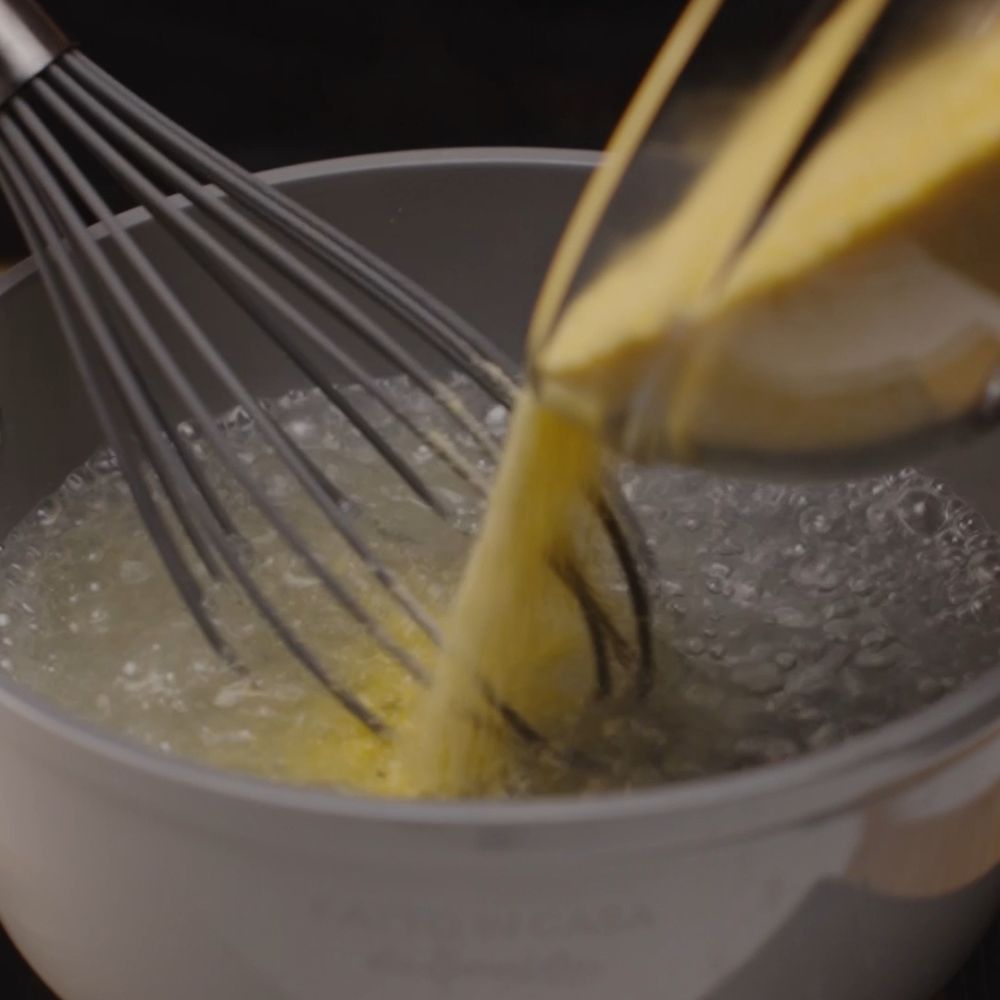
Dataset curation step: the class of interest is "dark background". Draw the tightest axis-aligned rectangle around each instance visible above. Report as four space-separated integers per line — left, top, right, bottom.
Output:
0 0 686 259
0 0 830 258
0 1 996 996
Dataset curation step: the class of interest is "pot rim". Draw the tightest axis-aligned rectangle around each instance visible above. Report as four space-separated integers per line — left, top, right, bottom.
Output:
0 146 997 840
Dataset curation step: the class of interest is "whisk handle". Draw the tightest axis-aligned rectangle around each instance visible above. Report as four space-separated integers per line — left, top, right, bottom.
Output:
0 0 69 107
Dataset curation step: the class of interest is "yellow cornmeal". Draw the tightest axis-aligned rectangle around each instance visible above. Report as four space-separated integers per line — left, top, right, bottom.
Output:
533 0 1000 461
403 398 610 795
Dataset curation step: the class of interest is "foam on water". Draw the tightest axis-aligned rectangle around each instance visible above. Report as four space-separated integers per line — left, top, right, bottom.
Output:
0 377 997 795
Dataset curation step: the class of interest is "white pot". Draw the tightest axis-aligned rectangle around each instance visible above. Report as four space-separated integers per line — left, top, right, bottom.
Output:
0 149 995 1000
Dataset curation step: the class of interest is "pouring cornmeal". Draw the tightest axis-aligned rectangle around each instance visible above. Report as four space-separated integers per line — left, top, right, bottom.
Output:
387 0 1000 796
412 0 1000 794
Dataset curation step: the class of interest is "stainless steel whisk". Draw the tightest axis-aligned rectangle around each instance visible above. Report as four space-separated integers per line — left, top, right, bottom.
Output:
0 0 653 746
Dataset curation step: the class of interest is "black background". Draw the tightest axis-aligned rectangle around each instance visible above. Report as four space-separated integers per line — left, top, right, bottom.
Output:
0 1 996 995
0 0 685 258
0 0 825 258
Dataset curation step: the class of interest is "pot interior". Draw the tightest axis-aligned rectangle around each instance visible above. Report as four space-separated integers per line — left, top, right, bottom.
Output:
0 149 997 796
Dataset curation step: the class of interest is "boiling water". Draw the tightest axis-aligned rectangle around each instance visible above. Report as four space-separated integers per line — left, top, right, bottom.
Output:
0 378 997 795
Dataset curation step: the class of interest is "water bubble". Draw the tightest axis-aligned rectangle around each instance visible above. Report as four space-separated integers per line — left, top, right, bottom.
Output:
264 473 292 500
822 597 857 621
823 618 856 642
959 596 991 621
214 680 252 709
955 510 987 538
798 506 834 535
6 562 31 586
120 560 152 585
806 722 840 750
791 556 843 591
852 645 900 670
715 537 744 556
859 627 890 648
485 405 508 429
968 549 1000 587
285 418 318 443
220 405 253 431
733 661 783 695
773 606 819 629
88 451 118 476
896 489 945 536
282 565 320 591
865 502 892 533
786 700 823 726
787 660 835 696
728 581 759 604
36 497 62 527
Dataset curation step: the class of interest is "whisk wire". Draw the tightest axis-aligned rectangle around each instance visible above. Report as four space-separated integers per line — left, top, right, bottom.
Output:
14 79 444 646
35 68 487 508
46 60 505 470
0 141 403 730
0 130 238 662
595 490 656 698
62 51 520 407
0 21 659 748
0 100 430 728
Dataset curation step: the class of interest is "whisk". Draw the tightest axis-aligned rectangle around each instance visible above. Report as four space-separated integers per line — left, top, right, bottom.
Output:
0 0 653 746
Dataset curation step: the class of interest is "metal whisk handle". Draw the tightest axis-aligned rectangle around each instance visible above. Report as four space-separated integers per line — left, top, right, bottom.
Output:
0 0 68 107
